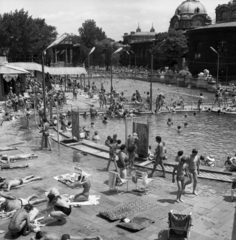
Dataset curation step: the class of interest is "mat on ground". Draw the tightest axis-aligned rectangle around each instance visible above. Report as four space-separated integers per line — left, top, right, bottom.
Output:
99 198 156 221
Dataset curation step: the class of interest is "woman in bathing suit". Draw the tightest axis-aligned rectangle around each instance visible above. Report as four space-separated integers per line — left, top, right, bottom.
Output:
44 189 71 223
68 178 91 202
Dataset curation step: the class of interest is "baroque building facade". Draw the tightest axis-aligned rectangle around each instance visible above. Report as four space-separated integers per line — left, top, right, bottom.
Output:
187 0 236 81
169 0 211 31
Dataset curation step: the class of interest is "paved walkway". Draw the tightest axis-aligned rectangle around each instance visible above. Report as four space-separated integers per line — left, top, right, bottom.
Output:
0 117 234 240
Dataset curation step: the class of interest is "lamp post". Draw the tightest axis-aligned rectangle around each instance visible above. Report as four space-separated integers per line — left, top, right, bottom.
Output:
210 46 219 88
130 50 136 69
126 51 130 69
110 47 123 99
150 51 153 111
41 50 47 118
88 47 95 87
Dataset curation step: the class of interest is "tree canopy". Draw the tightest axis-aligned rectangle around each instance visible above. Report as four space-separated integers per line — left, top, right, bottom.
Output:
153 29 188 66
78 19 106 49
0 9 58 62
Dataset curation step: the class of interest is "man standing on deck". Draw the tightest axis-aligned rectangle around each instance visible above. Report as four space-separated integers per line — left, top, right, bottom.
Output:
184 148 200 195
149 136 166 178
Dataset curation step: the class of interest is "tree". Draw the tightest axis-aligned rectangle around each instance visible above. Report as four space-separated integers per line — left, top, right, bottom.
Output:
78 19 106 48
153 30 188 67
0 9 58 62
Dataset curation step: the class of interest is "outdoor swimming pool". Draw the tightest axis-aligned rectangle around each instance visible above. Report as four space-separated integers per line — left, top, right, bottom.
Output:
79 111 236 167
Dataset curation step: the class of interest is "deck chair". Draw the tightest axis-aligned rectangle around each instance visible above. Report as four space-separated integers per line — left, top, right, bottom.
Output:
168 210 192 240
131 170 153 195
108 171 128 195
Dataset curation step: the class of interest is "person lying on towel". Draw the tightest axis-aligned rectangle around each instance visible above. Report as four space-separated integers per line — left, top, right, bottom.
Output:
67 175 91 202
0 175 42 191
30 231 103 240
0 193 47 213
0 155 28 169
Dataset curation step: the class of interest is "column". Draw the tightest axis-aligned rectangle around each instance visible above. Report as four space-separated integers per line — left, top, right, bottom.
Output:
65 47 68 66
55 47 57 64
70 48 73 65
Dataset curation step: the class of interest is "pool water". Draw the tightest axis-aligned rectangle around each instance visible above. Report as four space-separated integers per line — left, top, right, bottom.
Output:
79 111 236 167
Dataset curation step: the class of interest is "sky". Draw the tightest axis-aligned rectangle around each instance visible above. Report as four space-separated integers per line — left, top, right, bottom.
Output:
0 0 229 41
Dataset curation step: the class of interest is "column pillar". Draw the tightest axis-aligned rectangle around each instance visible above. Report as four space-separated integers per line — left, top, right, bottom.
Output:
65 47 68 66
55 47 57 64
70 48 73 65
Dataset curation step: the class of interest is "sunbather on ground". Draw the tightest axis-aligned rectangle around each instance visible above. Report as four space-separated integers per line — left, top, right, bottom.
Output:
0 193 47 212
8 153 38 162
0 175 42 191
67 178 91 202
30 231 103 240
0 156 28 169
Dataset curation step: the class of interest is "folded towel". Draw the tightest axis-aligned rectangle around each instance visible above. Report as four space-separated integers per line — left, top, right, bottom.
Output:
69 195 100 206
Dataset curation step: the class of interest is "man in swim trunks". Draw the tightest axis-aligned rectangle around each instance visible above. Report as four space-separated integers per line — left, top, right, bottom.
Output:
30 231 103 240
150 136 166 178
8 204 33 236
0 175 42 191
172 156 188 202
184 149 200 195
1 193 46 212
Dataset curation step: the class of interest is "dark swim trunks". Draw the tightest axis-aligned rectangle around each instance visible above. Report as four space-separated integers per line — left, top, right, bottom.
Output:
177 176 185 182
61 234 70 240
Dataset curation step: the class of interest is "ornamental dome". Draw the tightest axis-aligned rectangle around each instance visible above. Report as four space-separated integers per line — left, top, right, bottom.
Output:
175 0 207 15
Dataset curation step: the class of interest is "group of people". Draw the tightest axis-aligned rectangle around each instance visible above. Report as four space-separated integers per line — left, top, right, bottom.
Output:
0 175 102 239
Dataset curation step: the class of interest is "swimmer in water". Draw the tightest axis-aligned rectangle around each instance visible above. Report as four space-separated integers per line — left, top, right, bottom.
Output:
184 114 188 118
184 122 188 127
91 122 95 128
193 112 196 116
102 117 108 124
177 126 181 132
167 118 173 126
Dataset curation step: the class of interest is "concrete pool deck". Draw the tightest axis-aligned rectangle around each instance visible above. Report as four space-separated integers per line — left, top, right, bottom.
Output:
0 119 235 240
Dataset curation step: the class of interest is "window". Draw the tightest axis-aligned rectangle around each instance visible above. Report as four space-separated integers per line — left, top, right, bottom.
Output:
195 7 200 14
222 12 227 21
233 11 236 19
195 42 202 59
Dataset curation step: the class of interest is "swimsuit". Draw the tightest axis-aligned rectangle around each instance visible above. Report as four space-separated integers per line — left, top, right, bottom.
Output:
177 175 185 182
54 205 71 216
189 169 197 174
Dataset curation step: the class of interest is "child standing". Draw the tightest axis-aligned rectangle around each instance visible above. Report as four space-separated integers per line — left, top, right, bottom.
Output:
172 156 189 202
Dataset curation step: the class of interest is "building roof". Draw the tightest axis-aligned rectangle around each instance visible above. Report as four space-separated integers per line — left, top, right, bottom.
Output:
175 0 207 15
188 21 236 32
46 33 71 50
124 32 155 37
8 62 87 75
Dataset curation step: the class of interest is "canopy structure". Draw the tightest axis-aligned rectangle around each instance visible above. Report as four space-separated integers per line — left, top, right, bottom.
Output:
0 63 29 74
8 62 87 75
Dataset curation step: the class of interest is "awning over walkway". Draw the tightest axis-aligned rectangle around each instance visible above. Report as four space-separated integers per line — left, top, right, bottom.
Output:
0 64 29 74
8 62 87 75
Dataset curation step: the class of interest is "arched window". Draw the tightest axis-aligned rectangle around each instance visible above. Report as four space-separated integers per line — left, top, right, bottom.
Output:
222 12 227 20
232 11 236 19
195 7 200 14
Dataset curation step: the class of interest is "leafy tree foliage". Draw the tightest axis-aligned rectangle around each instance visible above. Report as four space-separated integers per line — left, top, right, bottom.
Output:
153 30 188 66
78 19 106 48
0 9 57 62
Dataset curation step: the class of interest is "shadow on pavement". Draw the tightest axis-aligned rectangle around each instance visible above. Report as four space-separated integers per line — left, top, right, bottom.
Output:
158 199 176 204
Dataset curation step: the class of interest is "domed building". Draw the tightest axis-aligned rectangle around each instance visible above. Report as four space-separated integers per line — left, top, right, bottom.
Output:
187 0 236 81
169 0 212 31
